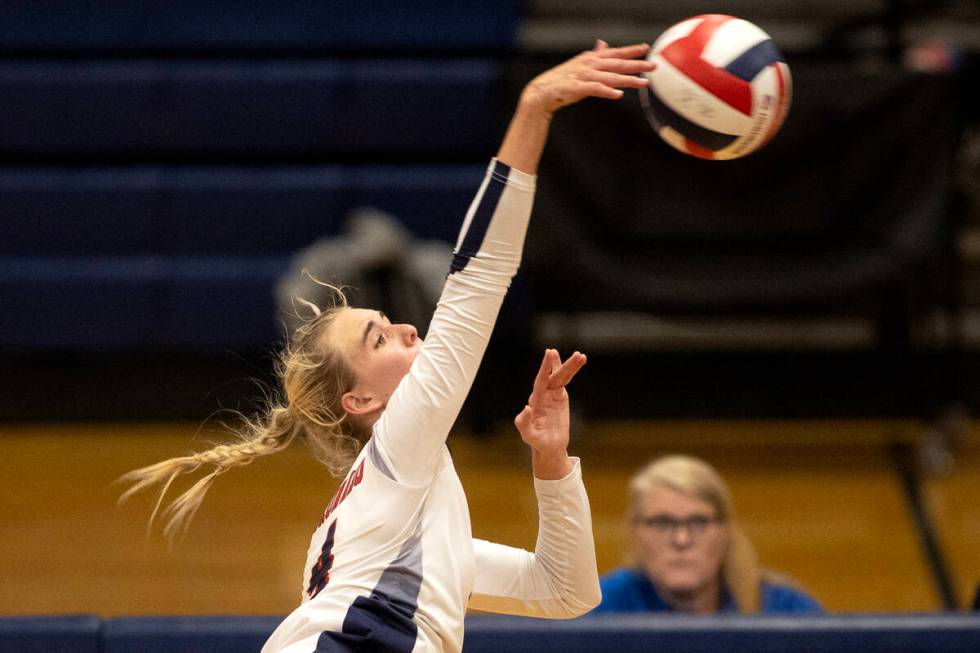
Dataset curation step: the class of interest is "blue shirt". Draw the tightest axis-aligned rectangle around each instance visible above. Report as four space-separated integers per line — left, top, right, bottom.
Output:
592 567 822 615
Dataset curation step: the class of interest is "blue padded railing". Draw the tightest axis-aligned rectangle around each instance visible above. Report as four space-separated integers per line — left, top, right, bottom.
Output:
0 165 485 255
0 615 101 653
104 616 281 653
0 60 499 157
0 256 285 350
464 615 980 653
0 1 521 53
2 614 980 653
0 165 485 350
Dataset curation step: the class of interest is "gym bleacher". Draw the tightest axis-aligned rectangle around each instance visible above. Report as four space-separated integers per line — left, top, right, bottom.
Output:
0 1 508 355
3 1 980 651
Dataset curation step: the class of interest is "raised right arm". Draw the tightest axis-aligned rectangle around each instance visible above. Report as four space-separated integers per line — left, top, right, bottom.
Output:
498 41 654 175
369 44 654 487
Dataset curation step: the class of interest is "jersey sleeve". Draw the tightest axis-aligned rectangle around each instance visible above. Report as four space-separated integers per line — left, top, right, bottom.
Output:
467 458 601 618
370 159 536 487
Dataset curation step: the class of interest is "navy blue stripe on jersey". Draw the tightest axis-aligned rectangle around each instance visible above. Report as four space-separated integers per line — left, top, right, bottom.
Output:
449 160 509 274
644 88 738 151
315 521 423 652
313 594 417 652
366 438 394 481
724 39 781 81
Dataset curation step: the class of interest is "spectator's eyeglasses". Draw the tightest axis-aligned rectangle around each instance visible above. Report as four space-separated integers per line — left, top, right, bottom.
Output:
635 514 721 537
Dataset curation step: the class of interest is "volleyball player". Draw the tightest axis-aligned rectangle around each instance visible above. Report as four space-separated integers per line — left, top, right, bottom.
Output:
120 42 656 652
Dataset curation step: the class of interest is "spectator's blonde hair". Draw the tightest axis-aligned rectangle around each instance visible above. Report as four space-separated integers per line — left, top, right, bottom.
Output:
118 286 369 544
628 454 762 613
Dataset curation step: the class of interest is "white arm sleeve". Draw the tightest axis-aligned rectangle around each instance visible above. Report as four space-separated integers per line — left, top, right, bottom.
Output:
468 458 602 618
370 160 536 487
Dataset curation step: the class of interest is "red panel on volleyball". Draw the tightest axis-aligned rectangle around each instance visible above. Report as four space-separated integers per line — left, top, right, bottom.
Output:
660 14 753 116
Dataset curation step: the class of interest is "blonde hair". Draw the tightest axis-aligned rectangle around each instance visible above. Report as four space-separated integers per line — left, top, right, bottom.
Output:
118 286 369 543
628 454 762 613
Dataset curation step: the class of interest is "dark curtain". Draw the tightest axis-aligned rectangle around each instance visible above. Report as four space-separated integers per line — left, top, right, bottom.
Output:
521 61 960 318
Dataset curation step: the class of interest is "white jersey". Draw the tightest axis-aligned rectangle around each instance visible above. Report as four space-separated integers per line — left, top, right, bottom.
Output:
262 159 600 653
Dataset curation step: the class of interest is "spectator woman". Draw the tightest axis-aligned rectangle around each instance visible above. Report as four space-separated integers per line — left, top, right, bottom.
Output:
593 455 821 615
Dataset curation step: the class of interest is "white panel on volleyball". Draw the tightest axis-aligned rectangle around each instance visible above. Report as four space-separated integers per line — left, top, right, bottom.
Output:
701 18 770 68
650 17 700 53
649 56 753 136
716 64 784 160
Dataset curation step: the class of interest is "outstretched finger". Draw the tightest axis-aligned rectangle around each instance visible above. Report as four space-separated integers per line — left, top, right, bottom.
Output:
531 348 560 393
547 352 587 390
585 70 651 90
576 80 626 101
594 43 650 60
593 58 657 75
594 39 609 51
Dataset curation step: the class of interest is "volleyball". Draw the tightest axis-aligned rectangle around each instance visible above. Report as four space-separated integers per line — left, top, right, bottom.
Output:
641 14 792 160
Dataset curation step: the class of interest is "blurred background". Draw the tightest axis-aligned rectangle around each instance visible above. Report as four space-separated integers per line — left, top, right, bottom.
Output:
2 0 980 621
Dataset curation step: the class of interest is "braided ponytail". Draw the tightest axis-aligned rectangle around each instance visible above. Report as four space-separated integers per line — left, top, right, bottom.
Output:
120 284 366 543
118 406 299 543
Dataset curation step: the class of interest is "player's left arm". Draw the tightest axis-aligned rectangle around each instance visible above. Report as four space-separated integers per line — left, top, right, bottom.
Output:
467 460 600 617
468 350 600 617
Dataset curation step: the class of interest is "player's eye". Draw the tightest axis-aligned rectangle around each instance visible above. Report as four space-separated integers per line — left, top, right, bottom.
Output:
375 333 386 348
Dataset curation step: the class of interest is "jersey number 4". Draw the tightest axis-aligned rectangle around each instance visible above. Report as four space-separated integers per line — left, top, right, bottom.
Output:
307 520 337 599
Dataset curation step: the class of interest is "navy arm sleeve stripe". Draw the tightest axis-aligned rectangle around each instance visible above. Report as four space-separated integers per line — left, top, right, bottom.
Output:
449 160 510 274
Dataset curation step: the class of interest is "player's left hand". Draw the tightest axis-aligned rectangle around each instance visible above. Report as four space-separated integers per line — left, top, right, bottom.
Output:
514 349 587 457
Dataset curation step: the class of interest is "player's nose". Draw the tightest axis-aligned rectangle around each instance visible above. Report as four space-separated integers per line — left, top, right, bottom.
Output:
399 324 419 346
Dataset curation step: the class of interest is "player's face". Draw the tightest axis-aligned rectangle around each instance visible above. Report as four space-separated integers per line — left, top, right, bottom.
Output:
633 484 728 606
330 308 422 406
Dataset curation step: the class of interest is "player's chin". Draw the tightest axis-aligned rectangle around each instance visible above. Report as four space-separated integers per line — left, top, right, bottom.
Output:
408 343 423 362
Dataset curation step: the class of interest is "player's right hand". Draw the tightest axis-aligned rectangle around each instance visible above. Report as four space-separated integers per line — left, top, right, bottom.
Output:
520 41 655 118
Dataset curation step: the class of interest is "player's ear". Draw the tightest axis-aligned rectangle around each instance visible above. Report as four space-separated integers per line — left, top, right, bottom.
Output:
341 390 382 416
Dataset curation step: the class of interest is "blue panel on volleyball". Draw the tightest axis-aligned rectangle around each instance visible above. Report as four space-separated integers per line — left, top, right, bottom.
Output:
0 1 520 52
103 617 281 653
0 615 101 653
724 40 783 81
0 165 482 256
0 60 499 156
643 88 738 150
